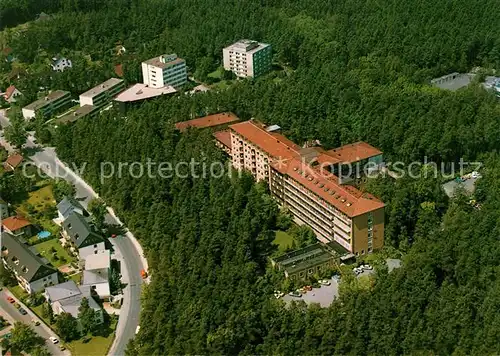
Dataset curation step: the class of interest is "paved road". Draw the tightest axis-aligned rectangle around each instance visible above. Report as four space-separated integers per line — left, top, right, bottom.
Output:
0 290 69 355
0 110 147 355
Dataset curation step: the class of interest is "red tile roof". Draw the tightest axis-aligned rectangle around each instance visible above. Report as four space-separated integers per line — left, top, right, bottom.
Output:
324 142 382 164
272 158 384 217
114 64 123 77
229 120 301 160
4 85 17 99
213 130 232 148
3 153 23 171
175 112 239 132
2 216 31 232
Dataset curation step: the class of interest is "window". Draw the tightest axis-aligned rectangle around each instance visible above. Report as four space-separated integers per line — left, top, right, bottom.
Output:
94 251 98 254
93 244 97 248
299 272 304 277
308 268 313 274
68 223 72 229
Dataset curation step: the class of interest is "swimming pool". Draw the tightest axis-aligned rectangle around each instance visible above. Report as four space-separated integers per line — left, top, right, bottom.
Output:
37 231 52 239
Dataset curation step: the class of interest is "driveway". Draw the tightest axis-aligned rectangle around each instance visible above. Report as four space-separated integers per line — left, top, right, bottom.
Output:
0 111 147 355
0 289 69 355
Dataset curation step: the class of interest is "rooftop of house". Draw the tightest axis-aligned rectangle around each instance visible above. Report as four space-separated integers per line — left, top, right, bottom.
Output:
114 64 124 77
23 90 70 111
57 196 87 218
1 232 56 282
82 269 108 285
45 280 81 302
62 212 104 248
143 54 185 69
4 85 20 100
213 130 232 148
55 105 97 125
114 83 177 103
48 281 101 318
79 78 124 99
84 249 110 270
4 153 23 170
225 39 270 53
175 112 240 132
2 215 31 232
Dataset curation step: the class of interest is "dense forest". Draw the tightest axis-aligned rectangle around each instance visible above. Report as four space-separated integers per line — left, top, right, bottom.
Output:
3 0 500 353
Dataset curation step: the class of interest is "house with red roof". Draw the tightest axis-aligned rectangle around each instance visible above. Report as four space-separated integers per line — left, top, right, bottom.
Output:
2 215 33 236
3 85 22 103
3 153 23 172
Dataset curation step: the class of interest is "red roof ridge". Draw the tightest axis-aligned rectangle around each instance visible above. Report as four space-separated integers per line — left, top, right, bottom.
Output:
176 112 239 131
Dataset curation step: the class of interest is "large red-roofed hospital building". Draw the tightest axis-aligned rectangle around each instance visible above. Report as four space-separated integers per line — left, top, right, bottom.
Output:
225 120 385 255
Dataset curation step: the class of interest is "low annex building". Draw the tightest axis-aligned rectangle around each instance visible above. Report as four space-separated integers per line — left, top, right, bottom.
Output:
79 78 125 108
175 112 240 132
2 216 33 236
22 90 71 120
1 232 58 294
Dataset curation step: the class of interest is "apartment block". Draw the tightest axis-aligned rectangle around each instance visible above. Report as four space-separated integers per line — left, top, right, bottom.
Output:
79 78 125 108
223 40 272 78
142 54 187 88
228 120 385 255
22 90 71 120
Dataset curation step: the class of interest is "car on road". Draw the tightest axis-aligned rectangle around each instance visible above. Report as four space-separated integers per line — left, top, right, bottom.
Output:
14 303 21 309
59 345 66 351
320 279 331 286
49 336 59 344
288 290 302 297
32 319 40 326
6 296 15 303
19 308 27 315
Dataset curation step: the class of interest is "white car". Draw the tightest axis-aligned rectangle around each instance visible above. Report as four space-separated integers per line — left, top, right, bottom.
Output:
320 279 331 286
364 265 373 270
49 336 59 344
471 171 481 179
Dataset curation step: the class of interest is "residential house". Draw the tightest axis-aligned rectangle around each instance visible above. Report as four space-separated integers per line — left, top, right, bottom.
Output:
3 153 23 172
1 232 58 294
45 281 104 328
3 85 22 103
56 196 88 223
51 57 72 72
82 249 111 299
2 216 33 237
0 197 8 219
61 212 105 261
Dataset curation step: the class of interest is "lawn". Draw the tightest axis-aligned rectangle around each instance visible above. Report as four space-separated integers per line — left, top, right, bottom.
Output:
17 183 60 235
9 285 28 300
274 230 295 252
68 272 82 284
35 238 75 268
207 67 224 79
67 318 117 356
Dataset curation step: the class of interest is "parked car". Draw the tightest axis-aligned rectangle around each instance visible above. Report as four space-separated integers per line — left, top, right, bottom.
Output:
59 345 66 351
32 319 40 326
49 337 59 344
288 290 302 297
18 308 27 315
14 303 20 309
6 296 15 303
472 171 481 179
364 264 373 270
320 279 331 286
304 285 313 291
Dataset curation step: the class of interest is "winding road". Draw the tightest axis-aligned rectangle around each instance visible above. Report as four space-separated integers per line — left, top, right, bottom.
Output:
0 111 147 355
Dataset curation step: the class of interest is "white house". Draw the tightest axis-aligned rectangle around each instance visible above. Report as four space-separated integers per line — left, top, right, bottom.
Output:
61 212 106 261
45 281 104 328
1 232 58 294
51 57 72 72
141 54 187 88
82 249 111 299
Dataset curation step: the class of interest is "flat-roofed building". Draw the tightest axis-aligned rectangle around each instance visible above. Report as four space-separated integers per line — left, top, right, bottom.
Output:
114 83 177 104
79 78 125 108
227 120 385 255
270 243 336 280
22 90 71 120
55 105 98 125
223 39 272 78
175 112 239 132
141 54 187 88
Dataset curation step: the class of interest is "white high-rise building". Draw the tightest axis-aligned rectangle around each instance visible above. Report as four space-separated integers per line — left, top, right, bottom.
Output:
141 54 187 88
223 40 272 78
